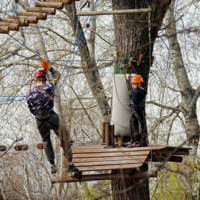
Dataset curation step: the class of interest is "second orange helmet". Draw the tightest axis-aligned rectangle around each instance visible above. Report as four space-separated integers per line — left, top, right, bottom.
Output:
131 75 143 83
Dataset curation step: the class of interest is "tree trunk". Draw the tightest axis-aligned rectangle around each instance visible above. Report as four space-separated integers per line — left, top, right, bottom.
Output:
112 0 171 199
165 0 200 198
65 3 111 122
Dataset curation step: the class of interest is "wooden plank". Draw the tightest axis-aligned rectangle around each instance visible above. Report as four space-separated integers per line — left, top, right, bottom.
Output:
51 171 157 183
73 155 147 163
0 18 29 26
72 145 103 149
0 22 19 31
72 146 166 153
77 163 144 171
72 146 190 156
34 2 63 9
73 151 150 158
77 9 152 16
25 7 56 15
74 159 146 167
7 15 38 24
17 11 47 20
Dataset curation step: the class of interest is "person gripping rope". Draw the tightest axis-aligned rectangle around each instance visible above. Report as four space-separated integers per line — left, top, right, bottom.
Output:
127 74 146 148
26 59 79 174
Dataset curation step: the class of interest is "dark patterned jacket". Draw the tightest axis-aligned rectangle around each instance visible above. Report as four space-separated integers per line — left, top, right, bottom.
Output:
26 67 60 117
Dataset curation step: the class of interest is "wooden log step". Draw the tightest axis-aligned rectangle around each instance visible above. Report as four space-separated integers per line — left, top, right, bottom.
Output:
25 7 56 15
74 162 144 171
14 145 28 151
34 2 63 9
73 155 147 163
74 159 145 167
0 145 7 151
51 171 157 183
7 15 38 24
0 18 29 26
37 143 43 150
73 151 150 158
17 11 47 20
0 22 19 31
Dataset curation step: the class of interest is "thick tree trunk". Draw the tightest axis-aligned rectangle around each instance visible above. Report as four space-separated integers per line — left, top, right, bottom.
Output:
112 0 171 199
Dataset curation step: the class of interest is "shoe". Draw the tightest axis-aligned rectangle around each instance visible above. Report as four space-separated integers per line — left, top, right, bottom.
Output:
66 164 79 172
127 140 134 148
127 141 140 148
132 141 140 147
51 164 56 174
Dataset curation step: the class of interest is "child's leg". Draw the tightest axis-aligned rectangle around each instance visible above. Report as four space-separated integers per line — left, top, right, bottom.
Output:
130 113 140 142
47 115 73 163
36 120 55 165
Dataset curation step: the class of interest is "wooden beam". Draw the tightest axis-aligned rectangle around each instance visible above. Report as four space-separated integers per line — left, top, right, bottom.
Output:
7 16 38 24
0 18 29 26
77 9 152 16
34 2 63 9
73 155 147 163
51 171 157 183
0 22 19 31
76 163 143 171
17 11 47 20
25 7 56 15
74 158 146 167
73 151 150 158
0 145 7 151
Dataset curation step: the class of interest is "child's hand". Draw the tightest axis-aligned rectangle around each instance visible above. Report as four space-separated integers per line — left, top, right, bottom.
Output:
40 58 49 69
126 74 130 80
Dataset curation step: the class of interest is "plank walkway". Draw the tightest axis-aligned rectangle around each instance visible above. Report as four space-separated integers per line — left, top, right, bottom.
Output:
51 145 190 183
71 145 189 171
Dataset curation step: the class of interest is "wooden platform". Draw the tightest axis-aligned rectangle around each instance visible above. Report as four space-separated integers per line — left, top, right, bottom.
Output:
51 145 190 183
71 145 189 171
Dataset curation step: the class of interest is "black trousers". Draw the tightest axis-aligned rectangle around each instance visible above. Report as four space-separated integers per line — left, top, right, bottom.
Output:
36 114 72 164
130 109 143 142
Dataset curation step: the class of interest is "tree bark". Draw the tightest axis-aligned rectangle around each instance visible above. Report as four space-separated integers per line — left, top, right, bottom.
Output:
165 1 200 198
112 0 171 199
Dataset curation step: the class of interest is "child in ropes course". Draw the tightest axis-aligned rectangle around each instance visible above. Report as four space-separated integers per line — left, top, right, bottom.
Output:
26 59 79 174
127 74 146 147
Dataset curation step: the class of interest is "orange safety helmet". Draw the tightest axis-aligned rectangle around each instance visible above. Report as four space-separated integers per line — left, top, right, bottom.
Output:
131 75 143 84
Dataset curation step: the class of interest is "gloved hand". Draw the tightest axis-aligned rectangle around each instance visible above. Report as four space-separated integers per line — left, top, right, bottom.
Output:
40 58 49 69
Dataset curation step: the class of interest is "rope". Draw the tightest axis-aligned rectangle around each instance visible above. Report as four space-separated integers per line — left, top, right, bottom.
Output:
59 0 99 86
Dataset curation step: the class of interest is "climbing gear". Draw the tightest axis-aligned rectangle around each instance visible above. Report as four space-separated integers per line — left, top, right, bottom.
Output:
34 68 46 78
119 61 131 97
66 164 79 172
131 75 143 84
51 164 56 174
40 58 49 69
